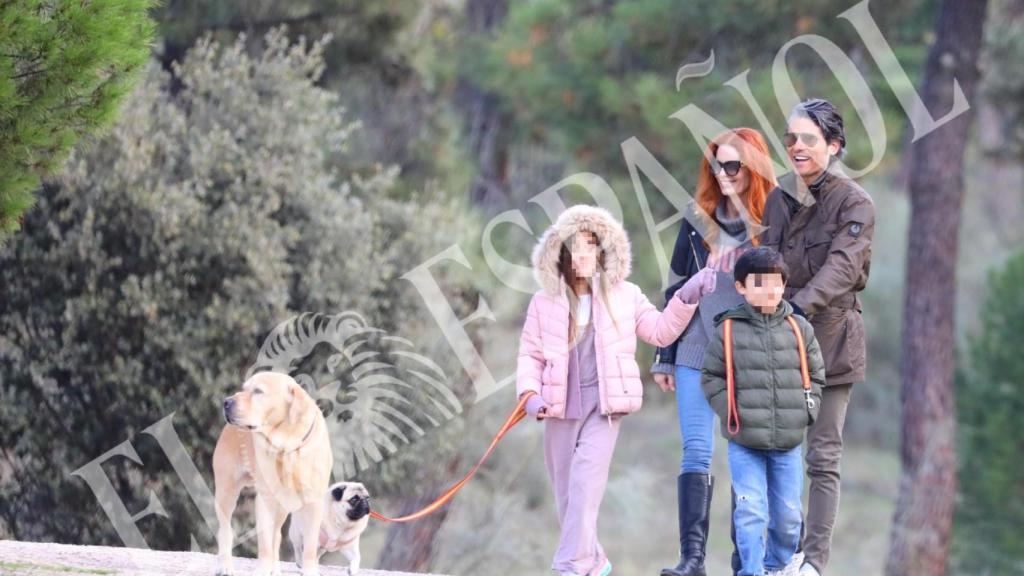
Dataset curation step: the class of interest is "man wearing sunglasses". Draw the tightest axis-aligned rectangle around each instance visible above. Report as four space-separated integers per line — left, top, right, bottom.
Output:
751 99 876 576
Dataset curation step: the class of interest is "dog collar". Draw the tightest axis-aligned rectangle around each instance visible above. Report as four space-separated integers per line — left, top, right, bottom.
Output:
285 416 318 453
262 415 318 454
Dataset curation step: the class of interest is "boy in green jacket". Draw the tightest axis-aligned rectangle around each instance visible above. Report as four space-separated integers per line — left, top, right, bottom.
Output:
702 247 825 576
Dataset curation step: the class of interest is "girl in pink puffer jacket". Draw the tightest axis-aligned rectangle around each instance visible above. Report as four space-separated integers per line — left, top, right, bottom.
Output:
516 205 715 576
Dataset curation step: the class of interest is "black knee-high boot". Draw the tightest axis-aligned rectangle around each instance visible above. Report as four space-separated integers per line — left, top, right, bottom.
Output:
660 473 712 576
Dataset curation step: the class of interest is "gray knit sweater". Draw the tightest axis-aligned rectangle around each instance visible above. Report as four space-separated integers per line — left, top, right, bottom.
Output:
652 201 751 373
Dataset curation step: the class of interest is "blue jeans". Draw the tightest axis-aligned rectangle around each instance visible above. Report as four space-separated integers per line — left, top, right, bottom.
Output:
675 365 716 473
728 442 804 575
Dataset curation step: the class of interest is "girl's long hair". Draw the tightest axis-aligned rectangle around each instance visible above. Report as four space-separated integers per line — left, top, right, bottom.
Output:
693 127 775 250
557 231 618 343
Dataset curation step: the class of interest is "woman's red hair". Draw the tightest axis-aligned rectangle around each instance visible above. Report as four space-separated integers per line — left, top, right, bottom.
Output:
693 127 775 248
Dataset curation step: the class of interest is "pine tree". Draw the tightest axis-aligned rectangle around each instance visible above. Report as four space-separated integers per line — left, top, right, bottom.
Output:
953 250 1024 574
0 0 155 237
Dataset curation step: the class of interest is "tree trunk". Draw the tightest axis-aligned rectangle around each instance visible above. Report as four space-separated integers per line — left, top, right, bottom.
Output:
456 0 511 212
887 1 989 574
374 367 483 569
374 457 463 572
374 4 509 567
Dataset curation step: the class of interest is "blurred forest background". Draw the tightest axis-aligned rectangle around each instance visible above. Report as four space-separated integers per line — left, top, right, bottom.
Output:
1 1 1022 575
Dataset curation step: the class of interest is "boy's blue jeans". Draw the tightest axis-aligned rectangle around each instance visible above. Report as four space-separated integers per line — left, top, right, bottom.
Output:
728 441 804 576
675 365 716 473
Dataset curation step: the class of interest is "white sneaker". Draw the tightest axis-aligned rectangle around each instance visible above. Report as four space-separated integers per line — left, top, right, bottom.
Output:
799 562 821 576
783 551 804 576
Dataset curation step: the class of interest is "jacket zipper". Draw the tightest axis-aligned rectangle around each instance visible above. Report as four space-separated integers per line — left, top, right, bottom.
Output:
593 286 612 427
689 233 704 270
765 313 777 450
655 233 703 369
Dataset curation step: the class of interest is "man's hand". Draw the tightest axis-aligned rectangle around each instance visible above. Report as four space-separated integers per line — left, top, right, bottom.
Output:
654 372 676 392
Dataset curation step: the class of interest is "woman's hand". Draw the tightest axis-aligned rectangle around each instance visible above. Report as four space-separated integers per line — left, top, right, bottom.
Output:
654 372 676 392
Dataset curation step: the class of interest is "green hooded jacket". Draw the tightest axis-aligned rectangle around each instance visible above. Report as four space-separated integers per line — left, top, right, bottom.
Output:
701 299 825 450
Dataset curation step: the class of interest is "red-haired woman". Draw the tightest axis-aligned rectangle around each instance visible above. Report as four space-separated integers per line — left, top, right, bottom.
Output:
652 128 776 576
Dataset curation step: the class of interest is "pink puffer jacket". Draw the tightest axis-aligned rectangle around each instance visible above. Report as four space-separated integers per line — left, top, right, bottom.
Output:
515 205 697 418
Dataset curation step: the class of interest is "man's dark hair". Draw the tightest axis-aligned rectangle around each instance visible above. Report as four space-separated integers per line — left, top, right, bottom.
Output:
791 98 846 158
734 246 789 285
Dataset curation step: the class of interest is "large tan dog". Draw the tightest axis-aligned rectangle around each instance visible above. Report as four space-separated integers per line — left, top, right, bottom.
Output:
214 372 333 576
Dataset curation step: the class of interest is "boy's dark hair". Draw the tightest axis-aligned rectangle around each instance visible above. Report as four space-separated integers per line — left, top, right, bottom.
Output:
791 98 846 158
734 247 789 285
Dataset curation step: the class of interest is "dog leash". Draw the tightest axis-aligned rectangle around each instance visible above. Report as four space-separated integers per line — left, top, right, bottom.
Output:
723 315 811 436
369 390 536 523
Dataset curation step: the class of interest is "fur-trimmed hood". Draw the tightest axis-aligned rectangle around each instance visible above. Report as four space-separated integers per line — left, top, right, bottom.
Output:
532 205 632 295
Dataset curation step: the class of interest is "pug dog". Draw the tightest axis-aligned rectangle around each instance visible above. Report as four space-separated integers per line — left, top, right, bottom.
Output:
289 481 371 575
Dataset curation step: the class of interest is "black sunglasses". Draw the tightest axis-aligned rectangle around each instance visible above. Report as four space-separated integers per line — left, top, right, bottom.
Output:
783 132 820 147
710 158 744 177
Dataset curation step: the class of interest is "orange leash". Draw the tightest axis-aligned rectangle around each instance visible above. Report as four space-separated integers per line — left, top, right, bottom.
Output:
723 316 811 436
369 390 536 523
785 315 815 411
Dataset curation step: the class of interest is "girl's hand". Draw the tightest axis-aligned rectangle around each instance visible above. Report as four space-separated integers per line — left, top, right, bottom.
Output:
676 267 717 303
654 372 676 392
524 394 549 420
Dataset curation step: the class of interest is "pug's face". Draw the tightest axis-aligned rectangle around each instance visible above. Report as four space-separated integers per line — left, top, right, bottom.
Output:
326 482 371 523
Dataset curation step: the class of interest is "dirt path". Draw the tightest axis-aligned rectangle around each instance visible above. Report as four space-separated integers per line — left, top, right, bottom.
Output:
0 540 449 576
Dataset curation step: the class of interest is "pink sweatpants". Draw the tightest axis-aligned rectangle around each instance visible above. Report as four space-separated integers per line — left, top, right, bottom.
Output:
543 385 621 575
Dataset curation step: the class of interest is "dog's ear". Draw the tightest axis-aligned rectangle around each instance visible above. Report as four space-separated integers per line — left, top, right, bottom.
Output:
287 381 307 423
332 485 346 501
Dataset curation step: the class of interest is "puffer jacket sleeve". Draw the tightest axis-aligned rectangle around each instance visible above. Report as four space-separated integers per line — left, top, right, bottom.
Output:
516 294 546 400
652 275 687 373
798 316 826 424
701 323 728 422
633 284 698 348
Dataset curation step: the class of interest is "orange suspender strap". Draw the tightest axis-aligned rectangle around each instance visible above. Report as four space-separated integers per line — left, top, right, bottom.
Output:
723 319 741 436
369 389 536 523
785 315 812 392
723 316 811 436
